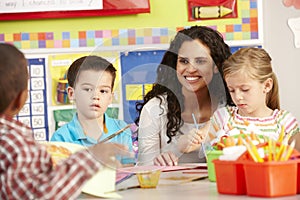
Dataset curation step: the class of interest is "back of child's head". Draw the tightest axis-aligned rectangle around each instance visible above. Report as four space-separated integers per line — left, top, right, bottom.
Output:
67 55 116 89
0 43 28 113
223 47 280 110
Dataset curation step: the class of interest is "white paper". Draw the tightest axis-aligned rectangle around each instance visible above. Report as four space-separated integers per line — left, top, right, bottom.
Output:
0 0 103 13
288 17 300 48
41 142 121 199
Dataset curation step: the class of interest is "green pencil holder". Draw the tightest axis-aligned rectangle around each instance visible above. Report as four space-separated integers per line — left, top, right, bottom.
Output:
207 150 223 182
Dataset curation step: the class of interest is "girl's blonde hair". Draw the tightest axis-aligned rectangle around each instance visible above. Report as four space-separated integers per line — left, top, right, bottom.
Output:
223 47 280 110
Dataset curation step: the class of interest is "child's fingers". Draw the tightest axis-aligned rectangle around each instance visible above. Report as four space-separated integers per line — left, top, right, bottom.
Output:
111 143 134 157
106 156 122 168
88 143 134 167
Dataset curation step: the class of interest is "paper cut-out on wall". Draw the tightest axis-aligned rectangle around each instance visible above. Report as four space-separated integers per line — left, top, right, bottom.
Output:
193 6 233 19
288 17 300 48
187 0 237 21
283 0 300 9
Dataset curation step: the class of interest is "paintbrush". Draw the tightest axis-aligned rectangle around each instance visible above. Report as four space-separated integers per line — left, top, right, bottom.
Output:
192 113 207 160
100 124 131 143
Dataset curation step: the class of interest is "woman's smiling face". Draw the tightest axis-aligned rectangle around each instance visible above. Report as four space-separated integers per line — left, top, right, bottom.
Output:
176 39 216 93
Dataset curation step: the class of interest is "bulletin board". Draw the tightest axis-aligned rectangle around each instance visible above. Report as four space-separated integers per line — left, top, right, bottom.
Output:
120 50 166 124
16 57 49 141
0 0 150 20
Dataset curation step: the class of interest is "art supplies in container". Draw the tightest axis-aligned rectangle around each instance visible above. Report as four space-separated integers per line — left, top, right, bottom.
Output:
213 159 246 195
56 74 69 104
213 135 300 197
243 159 298 197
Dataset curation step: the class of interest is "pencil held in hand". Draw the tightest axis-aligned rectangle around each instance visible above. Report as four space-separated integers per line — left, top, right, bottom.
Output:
100 124 131 144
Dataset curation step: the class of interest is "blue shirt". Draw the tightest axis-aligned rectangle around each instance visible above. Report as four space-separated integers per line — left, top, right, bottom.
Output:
51 113 135 164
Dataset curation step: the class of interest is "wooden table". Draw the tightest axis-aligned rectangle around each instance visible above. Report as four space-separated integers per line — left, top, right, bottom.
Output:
79 166 300 200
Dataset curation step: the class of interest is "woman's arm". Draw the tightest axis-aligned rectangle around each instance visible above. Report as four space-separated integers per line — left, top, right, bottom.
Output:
137 100 164 165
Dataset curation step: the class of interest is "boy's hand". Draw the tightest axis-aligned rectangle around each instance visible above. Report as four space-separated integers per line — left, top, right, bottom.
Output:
88 143 133 169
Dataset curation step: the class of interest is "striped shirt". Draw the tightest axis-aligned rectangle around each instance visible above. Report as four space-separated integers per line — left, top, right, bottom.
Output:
0 115 102 200
210 106 300 141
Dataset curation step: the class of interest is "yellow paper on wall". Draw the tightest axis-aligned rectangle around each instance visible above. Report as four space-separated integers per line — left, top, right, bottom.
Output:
126 84 143 101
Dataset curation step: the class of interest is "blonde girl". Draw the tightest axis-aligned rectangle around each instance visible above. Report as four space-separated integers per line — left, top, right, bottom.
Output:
210 47 299 148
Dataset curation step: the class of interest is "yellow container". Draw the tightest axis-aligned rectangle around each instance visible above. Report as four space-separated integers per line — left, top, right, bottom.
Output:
136 170 161 188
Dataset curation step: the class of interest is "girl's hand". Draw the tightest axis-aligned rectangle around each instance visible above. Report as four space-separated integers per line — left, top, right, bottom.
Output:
178 122 210 153
289 132 300 152
153 151 178 166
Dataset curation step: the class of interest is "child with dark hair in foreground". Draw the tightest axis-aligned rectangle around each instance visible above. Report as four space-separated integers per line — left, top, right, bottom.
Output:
0 43 131 199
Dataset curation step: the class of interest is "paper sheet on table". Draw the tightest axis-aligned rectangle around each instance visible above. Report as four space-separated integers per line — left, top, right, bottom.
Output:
41 141 121 199
118 163 207 174
116 171 134 184
116 164 208 190
159 170 208 186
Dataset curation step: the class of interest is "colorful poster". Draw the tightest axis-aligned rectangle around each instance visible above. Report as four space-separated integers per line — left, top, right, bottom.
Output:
16 57 49 141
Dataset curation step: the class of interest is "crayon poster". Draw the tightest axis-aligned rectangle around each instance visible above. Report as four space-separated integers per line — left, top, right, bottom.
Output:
187 0 238 21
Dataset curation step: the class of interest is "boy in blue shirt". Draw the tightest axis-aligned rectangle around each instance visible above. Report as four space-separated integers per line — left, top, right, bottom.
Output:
51 56 135 165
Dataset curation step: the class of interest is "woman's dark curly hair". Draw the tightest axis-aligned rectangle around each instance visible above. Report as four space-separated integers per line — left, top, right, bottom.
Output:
135 25 233 143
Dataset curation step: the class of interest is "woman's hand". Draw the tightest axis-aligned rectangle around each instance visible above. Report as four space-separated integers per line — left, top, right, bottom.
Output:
178 122 210 153
153 151 178 166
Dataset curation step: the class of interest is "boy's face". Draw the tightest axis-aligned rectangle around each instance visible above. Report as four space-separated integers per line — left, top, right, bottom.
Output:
68 70 113 120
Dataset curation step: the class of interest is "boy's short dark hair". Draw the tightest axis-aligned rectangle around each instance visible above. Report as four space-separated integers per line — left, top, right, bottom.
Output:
67 55 117 90
0 43 28 113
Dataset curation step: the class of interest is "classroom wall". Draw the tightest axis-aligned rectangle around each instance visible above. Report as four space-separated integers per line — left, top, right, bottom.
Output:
0 0 261 50
262 0 300 121
0 0 243 32
2 0 299 133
